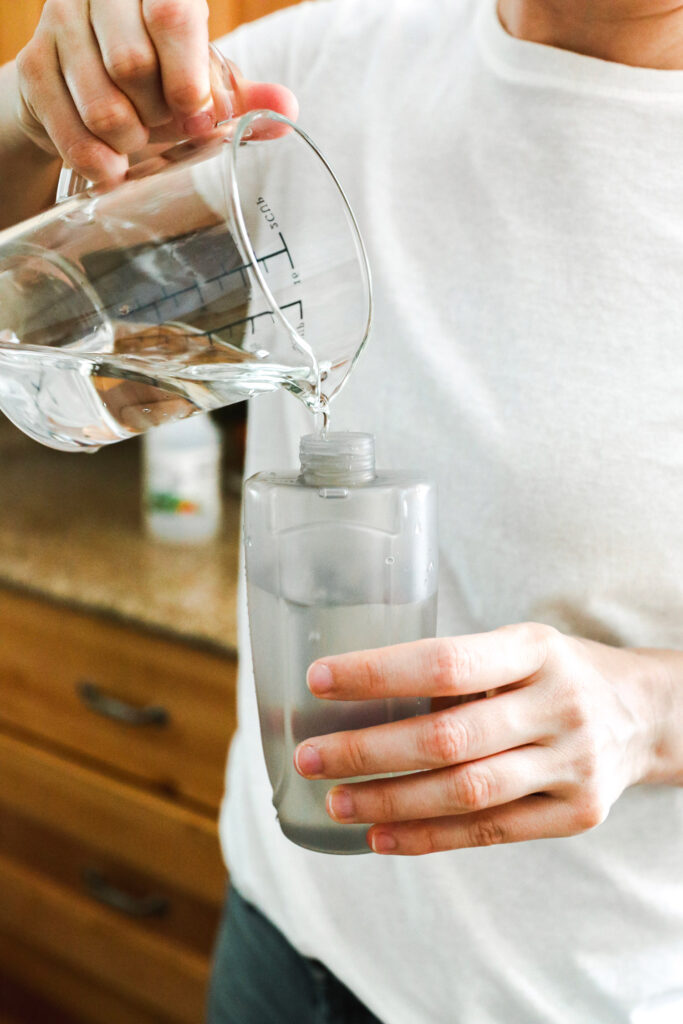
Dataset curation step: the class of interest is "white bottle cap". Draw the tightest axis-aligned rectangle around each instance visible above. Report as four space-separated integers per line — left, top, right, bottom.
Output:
300 432 375 486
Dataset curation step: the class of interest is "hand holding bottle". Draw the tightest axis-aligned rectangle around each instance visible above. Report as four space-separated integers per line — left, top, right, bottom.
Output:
295 625 681 854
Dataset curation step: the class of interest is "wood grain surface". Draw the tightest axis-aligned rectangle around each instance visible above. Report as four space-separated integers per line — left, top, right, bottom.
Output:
0 588 237 810
0 852 210 1023
0 729 228 905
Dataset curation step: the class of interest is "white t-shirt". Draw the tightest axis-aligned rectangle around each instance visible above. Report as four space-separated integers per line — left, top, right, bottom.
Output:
216 2 683 1022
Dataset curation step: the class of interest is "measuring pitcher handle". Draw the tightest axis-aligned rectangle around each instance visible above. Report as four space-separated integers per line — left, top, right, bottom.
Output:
55 45 242 202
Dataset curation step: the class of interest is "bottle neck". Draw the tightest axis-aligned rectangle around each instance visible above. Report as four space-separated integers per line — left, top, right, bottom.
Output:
300 432 376 486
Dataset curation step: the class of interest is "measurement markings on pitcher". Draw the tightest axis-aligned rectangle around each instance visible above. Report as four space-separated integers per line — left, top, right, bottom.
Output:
108 232 299 330
205 299 305 339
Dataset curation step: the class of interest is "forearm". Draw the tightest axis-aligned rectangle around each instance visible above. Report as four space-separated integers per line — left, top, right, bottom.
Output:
0 62 60 230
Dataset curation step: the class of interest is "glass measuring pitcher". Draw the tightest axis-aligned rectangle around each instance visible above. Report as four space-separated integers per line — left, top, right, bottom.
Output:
0 51 372 452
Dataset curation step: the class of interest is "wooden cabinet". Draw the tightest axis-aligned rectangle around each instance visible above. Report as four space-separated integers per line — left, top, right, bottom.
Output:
0 588 237 1024
0 590 236 809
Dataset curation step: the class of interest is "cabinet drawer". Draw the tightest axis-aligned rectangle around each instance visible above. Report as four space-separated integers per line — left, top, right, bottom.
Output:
0 932 163 1024
0 853 210 1024
0 732 226 959
0 809 221 960
0 588 237 809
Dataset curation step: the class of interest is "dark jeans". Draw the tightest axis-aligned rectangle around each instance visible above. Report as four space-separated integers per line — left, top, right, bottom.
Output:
207 888 384 1024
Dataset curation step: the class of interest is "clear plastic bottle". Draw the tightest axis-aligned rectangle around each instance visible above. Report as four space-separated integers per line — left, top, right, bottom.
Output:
244 432 438 854
142 413 222 544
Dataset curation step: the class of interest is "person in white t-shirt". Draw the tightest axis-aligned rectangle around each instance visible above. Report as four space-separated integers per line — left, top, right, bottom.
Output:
2 2 683 1022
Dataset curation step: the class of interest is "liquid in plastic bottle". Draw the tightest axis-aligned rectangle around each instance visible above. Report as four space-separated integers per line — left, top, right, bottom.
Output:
244 432 438 854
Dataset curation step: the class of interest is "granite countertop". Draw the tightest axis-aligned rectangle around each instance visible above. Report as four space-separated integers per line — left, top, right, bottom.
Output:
0 421 241 655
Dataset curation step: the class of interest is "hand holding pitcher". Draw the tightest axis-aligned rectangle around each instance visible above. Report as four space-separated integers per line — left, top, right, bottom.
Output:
13 0 298 185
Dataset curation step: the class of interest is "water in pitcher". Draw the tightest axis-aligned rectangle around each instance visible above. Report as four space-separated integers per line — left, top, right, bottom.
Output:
0 321 322 451
0 104 372 452
0 220 328 451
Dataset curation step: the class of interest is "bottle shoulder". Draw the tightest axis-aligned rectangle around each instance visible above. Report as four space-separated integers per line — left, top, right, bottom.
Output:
245 470 435 493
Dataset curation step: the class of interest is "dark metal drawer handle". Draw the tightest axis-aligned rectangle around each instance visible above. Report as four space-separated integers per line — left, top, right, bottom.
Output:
83 868 170 918
76 681 169 727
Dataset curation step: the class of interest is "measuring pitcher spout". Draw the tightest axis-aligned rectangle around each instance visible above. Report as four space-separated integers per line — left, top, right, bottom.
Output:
0 97 371 452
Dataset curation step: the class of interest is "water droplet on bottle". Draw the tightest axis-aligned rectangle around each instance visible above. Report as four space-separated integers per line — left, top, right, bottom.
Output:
385 556 396 566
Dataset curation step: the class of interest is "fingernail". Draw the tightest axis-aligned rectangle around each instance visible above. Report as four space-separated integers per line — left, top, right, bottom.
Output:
295 743 324 777
183 111 215 136
371 832 398 854
307 663 333 694
327 787 355 822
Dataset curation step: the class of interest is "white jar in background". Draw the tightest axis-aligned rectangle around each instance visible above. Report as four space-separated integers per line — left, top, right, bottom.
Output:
142 413 222 544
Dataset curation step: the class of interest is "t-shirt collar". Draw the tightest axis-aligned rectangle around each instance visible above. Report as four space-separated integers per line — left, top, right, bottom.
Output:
477 0 683 98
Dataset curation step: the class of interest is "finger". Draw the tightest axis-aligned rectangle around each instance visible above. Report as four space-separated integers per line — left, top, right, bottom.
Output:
307 622 553 701
92 377 196 430
295 687 544 779
145 66 300 144
226 80 301 142
90 0 171 129
208 53 298 137
119 399 193 431
367 794 576 856
234 80 300 122
55 17 149 156
146 93 298 146
142 0 213 135
17 37 128 183
326 747 554 825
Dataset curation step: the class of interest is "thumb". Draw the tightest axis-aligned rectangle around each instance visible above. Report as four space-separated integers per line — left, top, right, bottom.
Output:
234 79 299 122
218 54 298 123
228 75 300 140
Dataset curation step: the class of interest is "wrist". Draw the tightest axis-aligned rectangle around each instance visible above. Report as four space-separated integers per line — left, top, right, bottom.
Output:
632 647 683 786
